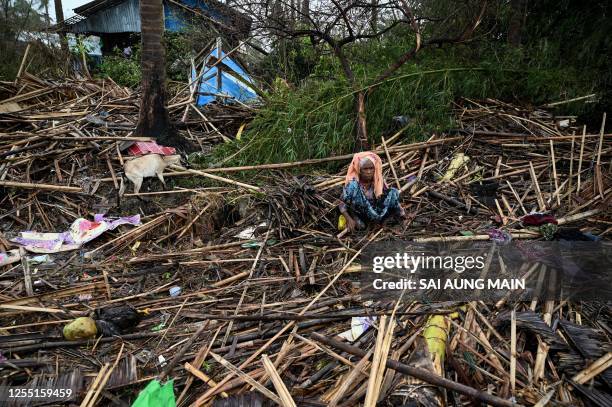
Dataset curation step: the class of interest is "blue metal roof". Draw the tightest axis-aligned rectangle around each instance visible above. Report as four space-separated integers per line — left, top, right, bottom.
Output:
66 0 247 35
193 48 258 106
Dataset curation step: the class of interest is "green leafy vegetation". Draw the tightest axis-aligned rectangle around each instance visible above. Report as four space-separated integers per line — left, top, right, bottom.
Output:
98 47 142 87
207 1 610 167
212 42 594 166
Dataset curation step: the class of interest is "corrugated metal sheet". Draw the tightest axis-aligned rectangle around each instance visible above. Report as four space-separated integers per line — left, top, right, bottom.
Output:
70 0 140 33
67 0 249 35
165 0 232 33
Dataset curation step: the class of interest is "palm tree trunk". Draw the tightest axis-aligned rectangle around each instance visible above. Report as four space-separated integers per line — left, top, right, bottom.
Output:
135 0 178 147
54 0 68 52
53 0 64 23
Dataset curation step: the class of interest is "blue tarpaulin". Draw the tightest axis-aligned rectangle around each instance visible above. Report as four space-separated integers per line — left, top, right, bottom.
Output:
164 0 227 32
192 48 258 106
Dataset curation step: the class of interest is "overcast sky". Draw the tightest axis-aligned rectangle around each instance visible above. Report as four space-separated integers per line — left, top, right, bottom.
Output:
48 0 90 21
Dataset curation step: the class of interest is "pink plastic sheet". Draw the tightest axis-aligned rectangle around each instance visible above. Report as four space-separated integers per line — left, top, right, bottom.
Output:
12 214 141 253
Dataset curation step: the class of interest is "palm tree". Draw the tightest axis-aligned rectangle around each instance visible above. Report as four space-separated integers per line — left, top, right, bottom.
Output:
53 0 69 52
53 0 64 24
135 0 185 149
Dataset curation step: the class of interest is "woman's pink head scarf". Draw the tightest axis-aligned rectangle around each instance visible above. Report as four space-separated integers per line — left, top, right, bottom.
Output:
345 151 385 198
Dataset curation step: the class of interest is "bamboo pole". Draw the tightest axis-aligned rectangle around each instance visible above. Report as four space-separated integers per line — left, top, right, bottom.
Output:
576 125 586 195
572 352 612 384
169 165 260 191
382 136 401 189
262 354 297 407
364 316 388 407
15 43 31 82
209 352 282 405
194 230 383 405
529 161 546 211
327 349 373 406
98 137 462 183
311 333 516 407
595 112 606 198
184 362 229 398
550 140 561 206
568 133 575 205
0 180 82 193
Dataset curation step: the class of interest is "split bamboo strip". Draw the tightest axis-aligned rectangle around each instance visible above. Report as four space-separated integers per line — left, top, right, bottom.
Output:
262 354 297 407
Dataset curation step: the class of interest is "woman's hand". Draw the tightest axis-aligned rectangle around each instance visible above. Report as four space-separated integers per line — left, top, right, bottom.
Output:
344 214 357 232
398 206 407 219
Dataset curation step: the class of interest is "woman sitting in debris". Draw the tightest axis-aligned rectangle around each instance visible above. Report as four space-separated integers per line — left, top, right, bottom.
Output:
339 151 406 232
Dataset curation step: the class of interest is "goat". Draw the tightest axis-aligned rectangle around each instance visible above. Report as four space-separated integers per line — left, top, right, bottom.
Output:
123 154 181 194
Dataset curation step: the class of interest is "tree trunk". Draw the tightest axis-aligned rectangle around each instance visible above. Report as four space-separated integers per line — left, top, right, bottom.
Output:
507 0 526 46
371 0 378 33
301 0 309 21
135 0 182 149
355 92 369 150
331 44 369 151
54 0 68 52
53 0 64 23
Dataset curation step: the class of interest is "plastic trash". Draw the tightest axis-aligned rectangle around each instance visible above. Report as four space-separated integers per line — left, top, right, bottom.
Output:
27 254 52 265
233 222 267 240
95 305 142 334
63 317 98 340
169 286 181 297
0 249 21 266
338 316 376 342
151 323 166 332
158 355 167 367
487 229 512 244
338 214 347 231
131 379 175 407
392 115 410 126
241 240 276 249
439 153 470 182
12 214 140 254
63 305 142 339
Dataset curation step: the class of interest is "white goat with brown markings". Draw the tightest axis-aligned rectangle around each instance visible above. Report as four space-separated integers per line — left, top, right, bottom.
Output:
123 154 181 194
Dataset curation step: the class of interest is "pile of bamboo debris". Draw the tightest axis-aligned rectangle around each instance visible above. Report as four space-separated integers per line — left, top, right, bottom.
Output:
0 84 611 407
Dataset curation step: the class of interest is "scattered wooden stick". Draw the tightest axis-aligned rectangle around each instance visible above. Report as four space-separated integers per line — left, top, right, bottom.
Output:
576 125 587 195
0 180 82 193
169 164 260 191
262 354 297 407
382 136 401 189
210 352 282 405
571 352 612 385
310 333 517 407
550 140 561 206
529 161 546 211
595 112 606 198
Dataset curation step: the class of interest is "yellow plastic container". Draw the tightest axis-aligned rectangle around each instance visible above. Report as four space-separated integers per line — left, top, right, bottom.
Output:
63 317 97 340
338 214 347 231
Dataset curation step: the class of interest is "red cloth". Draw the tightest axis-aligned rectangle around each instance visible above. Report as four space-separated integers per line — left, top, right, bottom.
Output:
128 142 176 156
521 213 558 226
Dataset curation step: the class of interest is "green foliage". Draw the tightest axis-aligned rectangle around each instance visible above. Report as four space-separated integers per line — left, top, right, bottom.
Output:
208 1 610 168
0 0 53 80
95 27 211 87
212 43 594 167
163 31 194 82
258 38 322 84
98 47 142 87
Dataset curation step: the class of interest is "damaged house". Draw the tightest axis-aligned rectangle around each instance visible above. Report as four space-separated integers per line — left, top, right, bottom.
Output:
56 0 251 54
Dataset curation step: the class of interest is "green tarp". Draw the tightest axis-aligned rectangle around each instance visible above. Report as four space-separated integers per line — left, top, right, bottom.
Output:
131 379 175 407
